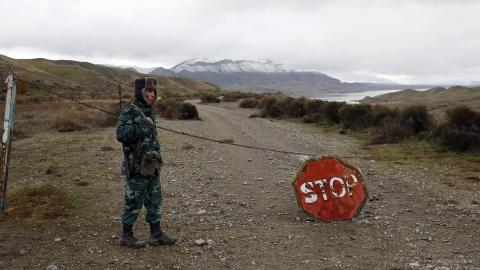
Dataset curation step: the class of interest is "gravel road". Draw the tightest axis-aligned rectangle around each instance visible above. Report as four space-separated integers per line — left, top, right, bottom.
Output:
1 101 479 270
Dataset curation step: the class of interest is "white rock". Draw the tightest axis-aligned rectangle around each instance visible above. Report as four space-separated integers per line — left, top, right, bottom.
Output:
54 238 62 242
194 239 206 246
46 265 59 270
196 210 206 215
408 262 420 267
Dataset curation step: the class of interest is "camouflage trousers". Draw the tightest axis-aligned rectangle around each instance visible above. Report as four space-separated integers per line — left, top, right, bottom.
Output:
122 172 162 225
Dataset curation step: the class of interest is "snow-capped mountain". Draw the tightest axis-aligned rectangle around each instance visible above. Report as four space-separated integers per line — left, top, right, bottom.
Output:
171 58 288 74
151 58 403 97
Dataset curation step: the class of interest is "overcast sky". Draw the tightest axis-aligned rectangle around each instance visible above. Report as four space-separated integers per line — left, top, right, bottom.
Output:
1 0 479 84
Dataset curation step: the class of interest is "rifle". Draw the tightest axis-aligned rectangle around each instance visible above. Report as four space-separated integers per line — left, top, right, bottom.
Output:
118 84 131 179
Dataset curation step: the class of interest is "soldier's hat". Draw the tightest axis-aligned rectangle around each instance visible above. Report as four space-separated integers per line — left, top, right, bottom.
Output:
135 77 158 91
134 77 158 105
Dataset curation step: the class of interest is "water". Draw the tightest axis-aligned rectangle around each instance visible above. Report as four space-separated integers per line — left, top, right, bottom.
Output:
315 89 411 103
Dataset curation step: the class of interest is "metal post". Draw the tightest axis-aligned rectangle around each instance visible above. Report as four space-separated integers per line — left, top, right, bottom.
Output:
117 83 130 179
0 72 17 211
117 83 122 111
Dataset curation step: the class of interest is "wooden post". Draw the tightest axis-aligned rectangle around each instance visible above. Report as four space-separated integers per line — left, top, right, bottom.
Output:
0 73 17 211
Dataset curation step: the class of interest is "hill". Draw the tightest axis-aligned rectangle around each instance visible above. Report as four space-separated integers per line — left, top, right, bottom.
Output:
0 54 221 99
360 86 480 119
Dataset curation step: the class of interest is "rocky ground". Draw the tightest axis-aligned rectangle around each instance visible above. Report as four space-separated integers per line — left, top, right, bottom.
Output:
0 100 479 270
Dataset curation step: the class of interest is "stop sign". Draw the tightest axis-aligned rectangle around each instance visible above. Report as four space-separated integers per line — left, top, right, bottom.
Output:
292 156 368 222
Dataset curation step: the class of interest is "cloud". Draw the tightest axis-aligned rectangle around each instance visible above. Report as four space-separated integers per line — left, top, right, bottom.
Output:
0 0 479 84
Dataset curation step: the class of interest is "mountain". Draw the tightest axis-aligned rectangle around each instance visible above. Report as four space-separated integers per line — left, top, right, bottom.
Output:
0 55 221 98
151 58 410 97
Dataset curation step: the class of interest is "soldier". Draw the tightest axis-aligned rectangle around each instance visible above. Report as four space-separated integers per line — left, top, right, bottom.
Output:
116 77 177 248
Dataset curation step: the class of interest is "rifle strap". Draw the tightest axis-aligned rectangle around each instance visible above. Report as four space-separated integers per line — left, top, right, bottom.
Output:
131 103 149 121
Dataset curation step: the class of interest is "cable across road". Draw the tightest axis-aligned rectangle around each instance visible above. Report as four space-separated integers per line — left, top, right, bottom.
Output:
41 88 480 161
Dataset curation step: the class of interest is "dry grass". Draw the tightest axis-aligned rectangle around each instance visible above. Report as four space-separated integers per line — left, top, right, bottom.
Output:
0 184 72 221
51 102 119 132
45 159 59 175
100 145 114 151
53 117 88 132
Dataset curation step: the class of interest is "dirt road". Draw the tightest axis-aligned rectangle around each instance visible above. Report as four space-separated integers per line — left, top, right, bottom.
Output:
1 101 479 269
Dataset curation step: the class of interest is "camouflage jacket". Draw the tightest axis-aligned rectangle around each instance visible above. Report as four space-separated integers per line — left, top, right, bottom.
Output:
116 99 163 165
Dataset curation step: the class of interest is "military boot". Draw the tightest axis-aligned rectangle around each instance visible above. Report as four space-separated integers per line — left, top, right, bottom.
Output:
120 223 146 248
149 222 177 245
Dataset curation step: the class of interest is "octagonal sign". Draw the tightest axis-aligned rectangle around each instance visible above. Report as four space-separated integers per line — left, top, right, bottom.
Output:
292 156 368 222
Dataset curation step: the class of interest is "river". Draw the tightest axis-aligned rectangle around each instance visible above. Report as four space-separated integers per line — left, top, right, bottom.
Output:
314 89 426 103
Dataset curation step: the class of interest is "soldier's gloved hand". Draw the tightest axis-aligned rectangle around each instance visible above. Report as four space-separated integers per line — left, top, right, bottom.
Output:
144 117 154 126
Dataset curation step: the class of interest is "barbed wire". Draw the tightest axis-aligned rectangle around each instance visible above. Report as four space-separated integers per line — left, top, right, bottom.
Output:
41 88 480 161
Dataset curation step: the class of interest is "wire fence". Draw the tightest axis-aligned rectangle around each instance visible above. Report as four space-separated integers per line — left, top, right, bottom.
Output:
41 87 480 161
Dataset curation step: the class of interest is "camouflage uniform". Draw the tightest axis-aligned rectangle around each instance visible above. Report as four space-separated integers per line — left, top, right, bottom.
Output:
116 99 163 225
116 77 176 248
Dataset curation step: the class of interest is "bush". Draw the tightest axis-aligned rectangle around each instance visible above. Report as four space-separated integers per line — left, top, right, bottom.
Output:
53 117 88 132
200 94 220 103
155 98 199 120
401 105 432 133
304 100 325 115
280 97 306 118
239 98 259 108
370 116 415 144
371 105 397 127
338 104 374 130
434 106 480 152
435 125 480 152
179 102 200 120
94 103 120 127
323 102 344 124
155 98 182 119
258 96 282 118
303 113 323 123
445 106 478 128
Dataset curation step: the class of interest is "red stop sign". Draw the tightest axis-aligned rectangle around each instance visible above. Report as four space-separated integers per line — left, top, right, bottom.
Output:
292 156 368 222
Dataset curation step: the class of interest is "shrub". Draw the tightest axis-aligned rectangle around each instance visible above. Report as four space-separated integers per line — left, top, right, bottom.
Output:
370 116 415 144
280 97 306 118
53 117 88 132
155 98 182 119
434 106 480 152
323 102 344 124
435 125 480 152
258 96 282 118
239 98 259 108
155 98 199 120
371 105 397 127
179 102 200 120
94 103 120 127
304 100 325 115
200 93 220 103
338 104 374 130
445 106 478 128
401 105 432 133
303 113 323 123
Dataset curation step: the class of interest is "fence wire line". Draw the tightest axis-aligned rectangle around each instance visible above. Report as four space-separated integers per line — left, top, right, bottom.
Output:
41 88 479 161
